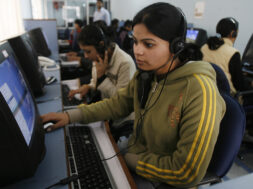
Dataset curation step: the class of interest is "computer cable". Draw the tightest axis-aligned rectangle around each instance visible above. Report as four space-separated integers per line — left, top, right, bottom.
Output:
45 167 91 189
100 55 177 162
45 174 79 189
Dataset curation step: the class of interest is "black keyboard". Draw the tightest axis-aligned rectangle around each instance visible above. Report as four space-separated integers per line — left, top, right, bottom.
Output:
61 84 83 107
65 125 113 189
60 55 68 62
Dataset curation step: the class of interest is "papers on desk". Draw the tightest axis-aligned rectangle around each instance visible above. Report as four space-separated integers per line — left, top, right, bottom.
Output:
60 60 79 67
61 79 81 100
58 39 69 46
59 53 80 67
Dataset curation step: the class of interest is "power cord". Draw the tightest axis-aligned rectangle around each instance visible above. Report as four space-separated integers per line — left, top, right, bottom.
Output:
45 167 91 189
45 174 79 189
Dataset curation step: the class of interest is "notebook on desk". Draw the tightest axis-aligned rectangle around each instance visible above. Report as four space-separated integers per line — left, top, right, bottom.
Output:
64 121 133 189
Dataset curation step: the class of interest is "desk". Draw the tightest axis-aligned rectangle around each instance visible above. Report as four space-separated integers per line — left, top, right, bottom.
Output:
3 69 136 189
208 173 253 189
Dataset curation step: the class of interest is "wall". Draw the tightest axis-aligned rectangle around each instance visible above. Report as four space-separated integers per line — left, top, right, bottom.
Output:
20 0 33 19
111 0 253 54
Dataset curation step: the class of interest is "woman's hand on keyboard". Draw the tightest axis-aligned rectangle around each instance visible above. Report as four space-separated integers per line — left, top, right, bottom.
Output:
40 112 70 132
68 84 90 99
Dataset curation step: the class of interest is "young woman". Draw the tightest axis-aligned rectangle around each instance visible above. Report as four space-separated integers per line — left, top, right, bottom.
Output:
201 17 253 95
42 3 225 188
68 24 136 100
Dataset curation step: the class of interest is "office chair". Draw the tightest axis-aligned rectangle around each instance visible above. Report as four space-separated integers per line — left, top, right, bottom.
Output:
197 63 246 186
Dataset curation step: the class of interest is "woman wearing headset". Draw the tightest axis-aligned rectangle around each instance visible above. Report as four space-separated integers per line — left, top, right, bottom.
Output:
42 3 225 188
68 24 136 101
201 17 253 96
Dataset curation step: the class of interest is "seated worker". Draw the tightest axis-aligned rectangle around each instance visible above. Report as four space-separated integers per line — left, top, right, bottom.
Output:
69 19 83 52
68 24 136 100
41 2 226 188
118 20 133 48
201 17 253 96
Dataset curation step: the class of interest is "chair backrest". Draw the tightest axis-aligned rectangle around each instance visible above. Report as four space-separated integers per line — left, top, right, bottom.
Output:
207 63 246 177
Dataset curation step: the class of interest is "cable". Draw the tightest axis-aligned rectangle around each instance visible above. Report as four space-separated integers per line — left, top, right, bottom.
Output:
45 167 91 189
45 174 79 189
100 56 178 162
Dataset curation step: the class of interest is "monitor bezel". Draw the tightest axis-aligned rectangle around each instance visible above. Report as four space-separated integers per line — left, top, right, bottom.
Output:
0 41 45 186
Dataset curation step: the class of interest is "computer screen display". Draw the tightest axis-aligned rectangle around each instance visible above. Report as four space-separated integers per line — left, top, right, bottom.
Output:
186 29 199 41
0 54 35 145
242 34 253 64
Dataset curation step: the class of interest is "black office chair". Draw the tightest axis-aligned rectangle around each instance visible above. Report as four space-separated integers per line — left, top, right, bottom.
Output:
197 63 246 186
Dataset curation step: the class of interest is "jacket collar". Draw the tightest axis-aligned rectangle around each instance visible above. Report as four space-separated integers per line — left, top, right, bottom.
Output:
223 38 234 47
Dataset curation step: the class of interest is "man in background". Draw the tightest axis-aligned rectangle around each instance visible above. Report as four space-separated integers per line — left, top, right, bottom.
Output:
93 0 111 26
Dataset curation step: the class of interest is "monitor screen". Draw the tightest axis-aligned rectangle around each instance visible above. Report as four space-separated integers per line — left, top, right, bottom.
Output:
0 55 35 145
186 29 199 41
28 28 51 57
0 41 45 186
242 34 253 64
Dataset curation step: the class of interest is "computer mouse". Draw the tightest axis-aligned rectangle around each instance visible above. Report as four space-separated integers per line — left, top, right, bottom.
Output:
43 122 55 132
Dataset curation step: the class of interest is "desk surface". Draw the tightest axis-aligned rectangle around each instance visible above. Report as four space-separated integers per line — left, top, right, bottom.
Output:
208 173 253 189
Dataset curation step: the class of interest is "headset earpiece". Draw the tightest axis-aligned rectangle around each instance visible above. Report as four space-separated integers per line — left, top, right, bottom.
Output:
231 30 237 38
169 37 185 55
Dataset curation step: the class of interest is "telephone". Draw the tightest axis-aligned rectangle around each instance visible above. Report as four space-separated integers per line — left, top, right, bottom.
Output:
38 56 56 67
38 56 59 71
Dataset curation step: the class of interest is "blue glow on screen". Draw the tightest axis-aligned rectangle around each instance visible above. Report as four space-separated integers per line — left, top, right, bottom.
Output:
186 29 199 41
0 55 35 145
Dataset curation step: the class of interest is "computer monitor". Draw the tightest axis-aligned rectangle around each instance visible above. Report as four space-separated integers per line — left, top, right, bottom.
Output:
0 41 45 186
242 33 253 66
186 28 208 47
8 33 46 97
28 27 51 57
186 29 199 41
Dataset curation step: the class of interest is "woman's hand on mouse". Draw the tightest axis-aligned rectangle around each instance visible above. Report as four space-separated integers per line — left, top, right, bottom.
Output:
40 112 70 132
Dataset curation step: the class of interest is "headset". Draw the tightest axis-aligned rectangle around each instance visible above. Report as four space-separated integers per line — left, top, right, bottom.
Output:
218 17 239 38
94 26 107 57
227 17 239 38
169 7 187 56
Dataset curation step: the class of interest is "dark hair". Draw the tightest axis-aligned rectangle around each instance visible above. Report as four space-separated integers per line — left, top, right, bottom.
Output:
111 19 119 27
133 2 186 43
207 17 239 50
78 25 109 51
97 0 103 3
178 43 203 62
217 17 239 37
124 20 132 28
132 2 200 63
74 19 83 28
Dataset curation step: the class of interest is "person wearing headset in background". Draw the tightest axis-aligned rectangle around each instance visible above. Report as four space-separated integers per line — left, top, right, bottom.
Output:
201 17 253 96
69 19 83 52
93 0 111 26
68 24 136 101
41 2 225 188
